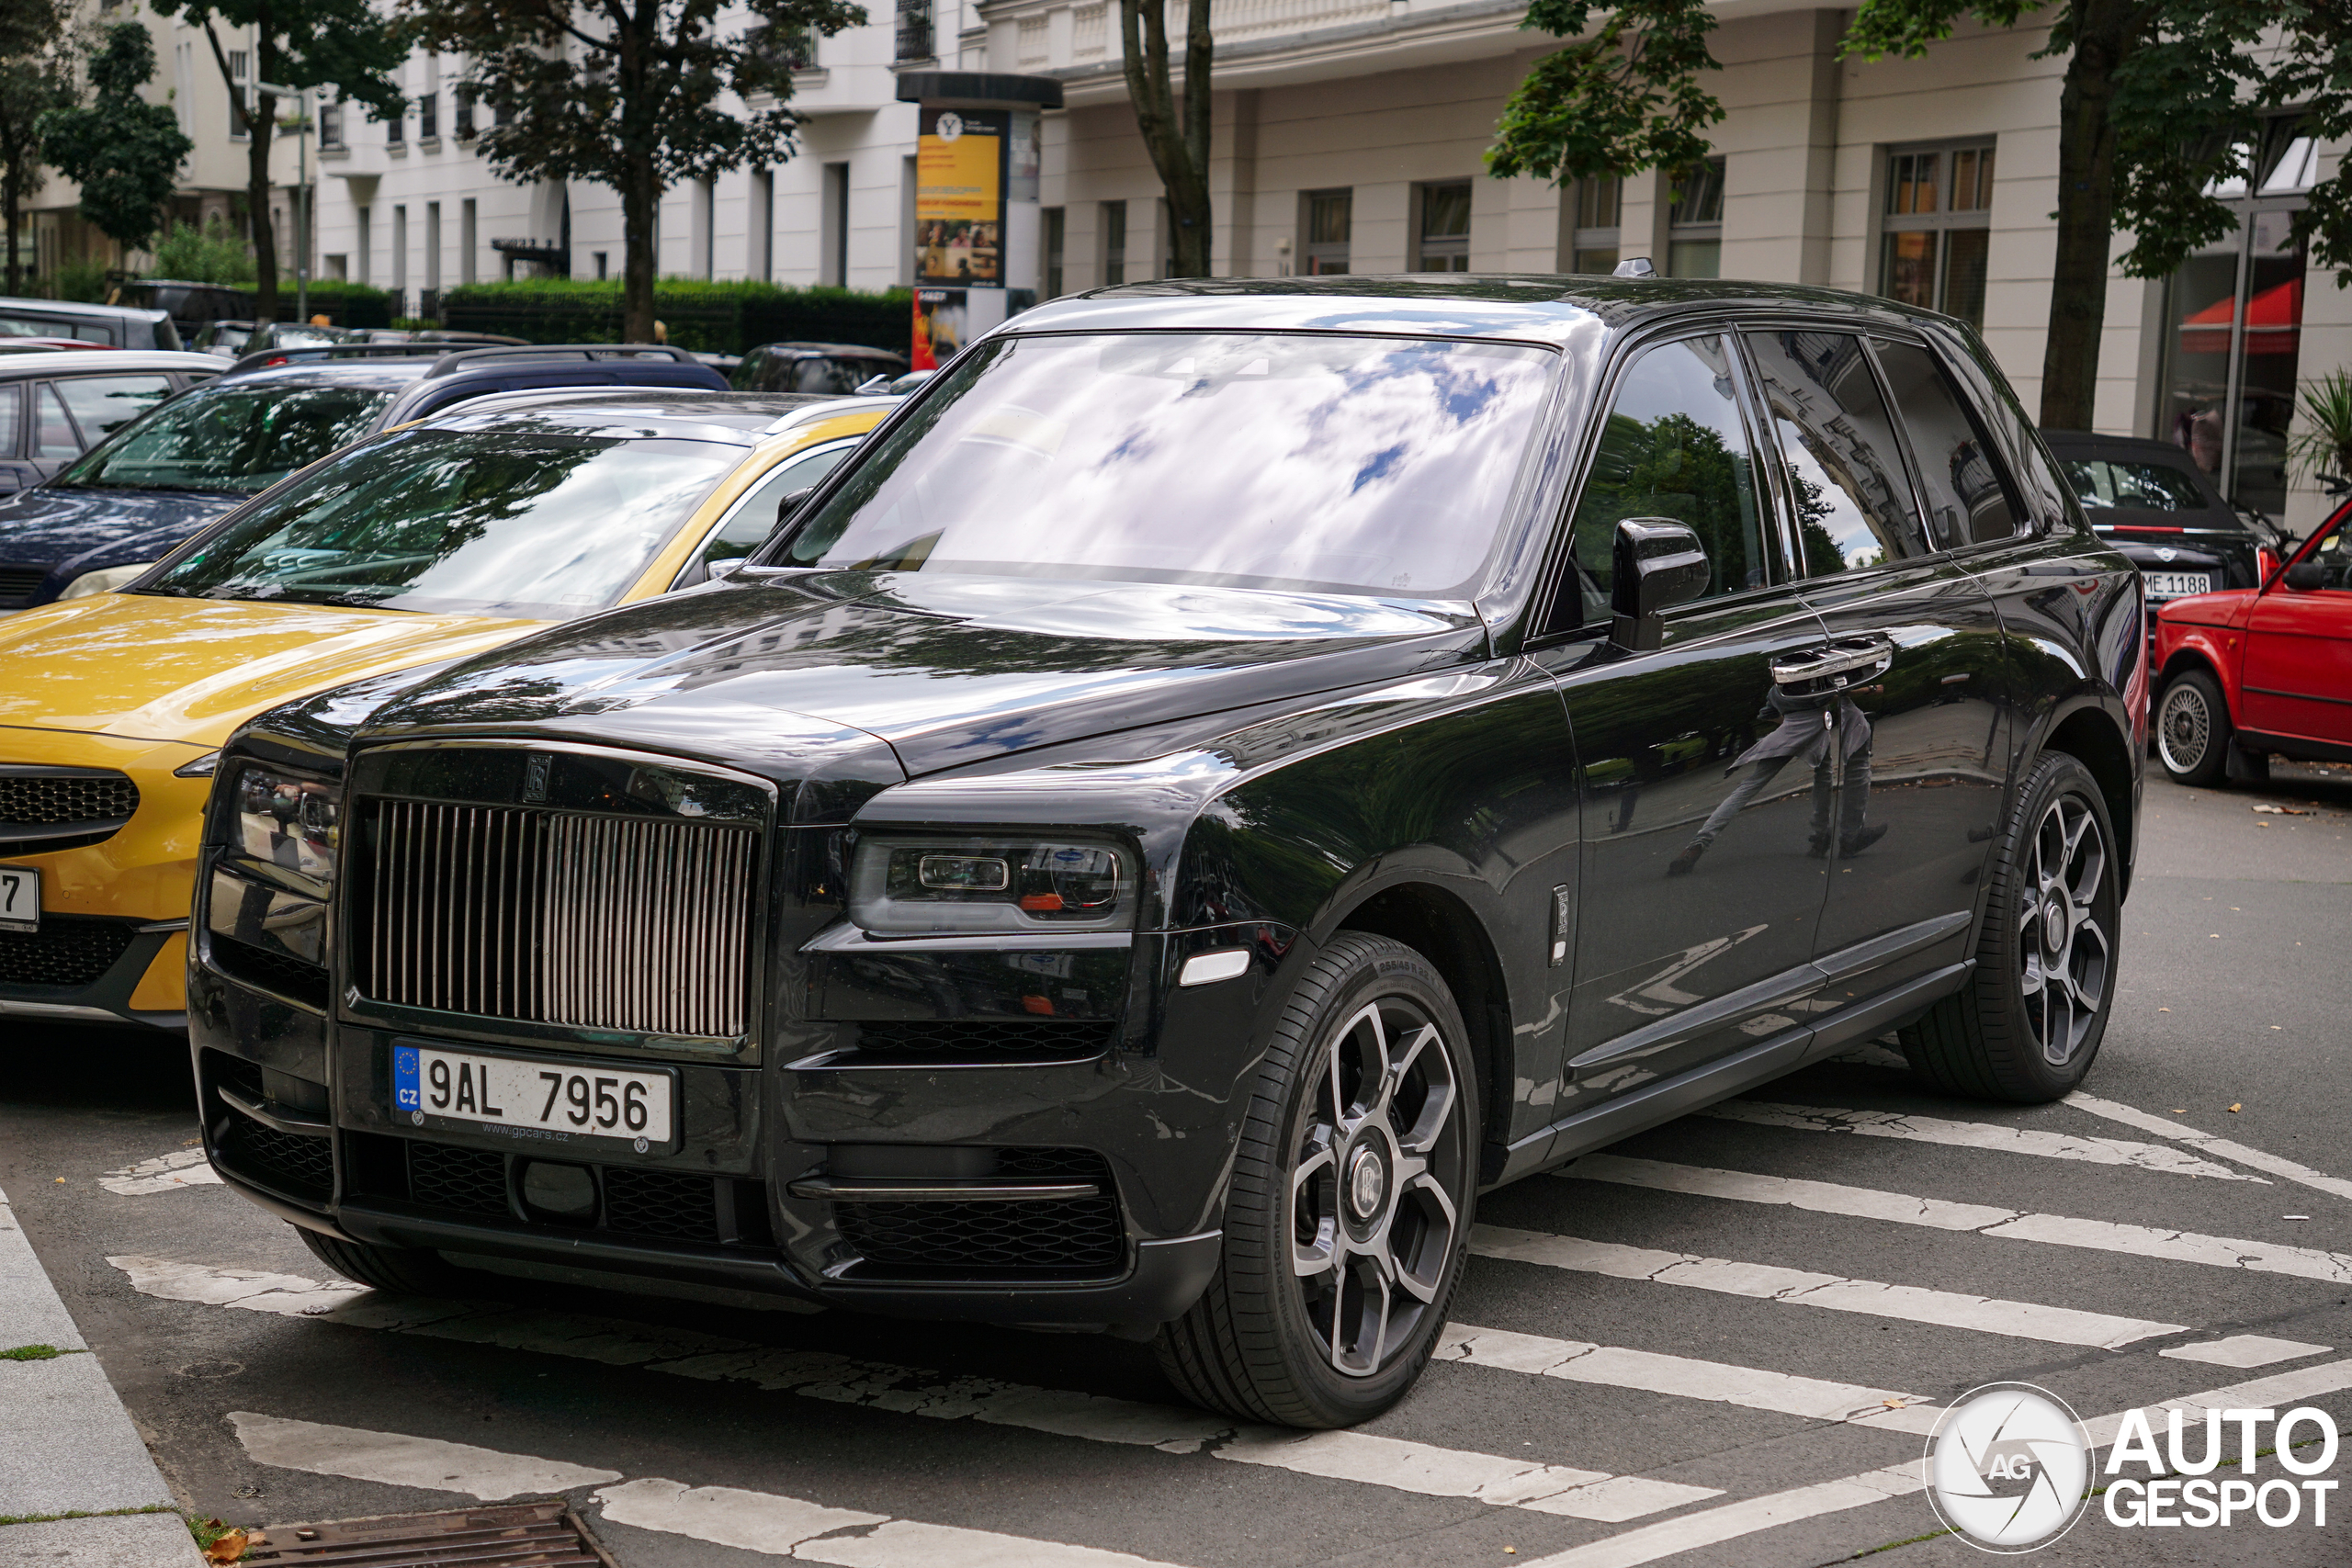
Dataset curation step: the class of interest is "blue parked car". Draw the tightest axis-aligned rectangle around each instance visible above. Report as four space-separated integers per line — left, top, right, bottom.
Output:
0 344 729 610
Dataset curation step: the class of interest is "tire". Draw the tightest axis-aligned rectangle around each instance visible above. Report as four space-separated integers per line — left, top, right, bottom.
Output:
1900 751 2120 1102
1155 932 1479 1428
2155 670 2230 786
296 1224 459 1294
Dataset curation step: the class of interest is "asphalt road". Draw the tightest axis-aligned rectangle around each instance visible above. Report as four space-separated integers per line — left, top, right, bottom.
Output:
6 760 2350 1568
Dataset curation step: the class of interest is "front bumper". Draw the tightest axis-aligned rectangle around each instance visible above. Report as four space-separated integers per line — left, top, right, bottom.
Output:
188 918 1291 1326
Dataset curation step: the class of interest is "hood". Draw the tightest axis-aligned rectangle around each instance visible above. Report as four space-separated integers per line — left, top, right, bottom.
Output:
0 592 547 746
2155 588 2254 628
364 570 1488 784
0 485 245 586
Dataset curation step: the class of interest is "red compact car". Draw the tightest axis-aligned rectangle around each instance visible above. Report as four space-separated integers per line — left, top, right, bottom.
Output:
2153 494 2352 784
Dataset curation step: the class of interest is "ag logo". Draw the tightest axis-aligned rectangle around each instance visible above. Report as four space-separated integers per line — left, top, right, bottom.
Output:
1924 1382 2091 1551
935 111 964 141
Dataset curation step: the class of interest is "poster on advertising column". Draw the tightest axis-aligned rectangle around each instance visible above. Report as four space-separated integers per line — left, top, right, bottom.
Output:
915 107 1007 287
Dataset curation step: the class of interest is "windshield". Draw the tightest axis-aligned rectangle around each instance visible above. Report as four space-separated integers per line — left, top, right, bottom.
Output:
53 381 396 493
142 428 741 617
777 331 1556 598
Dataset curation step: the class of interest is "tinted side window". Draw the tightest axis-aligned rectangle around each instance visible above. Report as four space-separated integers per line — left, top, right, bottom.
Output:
1873 339 2019 547
1551 333 1766 633
52 376 174 445
35 385 81 459
1744 331 1927 574
0 385 20 458
694 441 858 575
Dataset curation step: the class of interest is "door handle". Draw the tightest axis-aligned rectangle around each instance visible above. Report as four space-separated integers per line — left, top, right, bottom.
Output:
1770 635 1895 688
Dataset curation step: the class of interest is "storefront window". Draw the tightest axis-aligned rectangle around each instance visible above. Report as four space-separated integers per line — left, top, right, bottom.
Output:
1416 182 1472 271
1878 141 1994 328
2160 118 2313 519
1304 188 1352 275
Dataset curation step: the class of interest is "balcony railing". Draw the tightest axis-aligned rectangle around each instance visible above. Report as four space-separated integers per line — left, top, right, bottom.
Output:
982 0 1400 73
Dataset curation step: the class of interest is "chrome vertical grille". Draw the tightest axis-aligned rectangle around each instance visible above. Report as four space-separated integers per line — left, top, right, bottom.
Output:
359 798 757 1037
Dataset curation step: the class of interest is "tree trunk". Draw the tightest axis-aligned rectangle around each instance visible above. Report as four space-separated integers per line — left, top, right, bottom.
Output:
1119 0 1213 277
2 158 19 296
621 159 657 344
2038 0 2137 432
248 93 279 323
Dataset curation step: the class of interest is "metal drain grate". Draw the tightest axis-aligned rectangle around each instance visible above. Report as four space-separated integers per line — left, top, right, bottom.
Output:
241 1501 612 1565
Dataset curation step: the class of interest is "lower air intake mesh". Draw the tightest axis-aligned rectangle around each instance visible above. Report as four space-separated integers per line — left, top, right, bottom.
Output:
833 1148 1125 1280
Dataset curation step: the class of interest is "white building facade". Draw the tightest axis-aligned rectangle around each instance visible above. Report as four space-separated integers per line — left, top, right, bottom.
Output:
118 0 2347 535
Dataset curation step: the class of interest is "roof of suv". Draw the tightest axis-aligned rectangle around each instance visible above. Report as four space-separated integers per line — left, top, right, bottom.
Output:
1014 274 1959 345
0 349 222 378
421 389 899 445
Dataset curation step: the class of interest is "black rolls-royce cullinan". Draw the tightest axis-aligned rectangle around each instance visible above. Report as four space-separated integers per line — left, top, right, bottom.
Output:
190 276 2146 1428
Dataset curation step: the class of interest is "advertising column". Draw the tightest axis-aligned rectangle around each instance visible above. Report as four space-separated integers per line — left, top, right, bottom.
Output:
897 73 1062 370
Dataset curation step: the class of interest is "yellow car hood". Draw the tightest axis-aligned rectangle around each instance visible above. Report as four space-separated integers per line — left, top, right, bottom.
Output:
0 593 543 747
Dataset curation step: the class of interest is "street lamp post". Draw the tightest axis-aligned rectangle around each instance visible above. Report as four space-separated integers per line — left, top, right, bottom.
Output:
254 81 314 323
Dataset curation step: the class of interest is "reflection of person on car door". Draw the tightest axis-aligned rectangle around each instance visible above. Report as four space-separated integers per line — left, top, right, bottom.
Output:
1668 682 1885 875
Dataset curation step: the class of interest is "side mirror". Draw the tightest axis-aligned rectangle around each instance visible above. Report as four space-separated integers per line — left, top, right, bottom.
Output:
2284 560 2328 592
770 487 817 536
1610 517 1711 650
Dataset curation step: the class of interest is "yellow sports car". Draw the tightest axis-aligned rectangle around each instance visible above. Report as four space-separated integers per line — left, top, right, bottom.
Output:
0 389 892 1029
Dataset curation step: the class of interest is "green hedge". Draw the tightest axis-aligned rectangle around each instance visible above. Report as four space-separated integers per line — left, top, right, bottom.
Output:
276 280 396 330
436 279 912 356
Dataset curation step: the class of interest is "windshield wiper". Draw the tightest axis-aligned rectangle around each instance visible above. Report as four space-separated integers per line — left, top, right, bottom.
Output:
51 479 254 496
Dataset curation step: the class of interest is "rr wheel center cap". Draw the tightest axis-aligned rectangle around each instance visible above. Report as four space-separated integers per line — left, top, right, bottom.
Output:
1346 1144 1388 1221
2042 897 2068 955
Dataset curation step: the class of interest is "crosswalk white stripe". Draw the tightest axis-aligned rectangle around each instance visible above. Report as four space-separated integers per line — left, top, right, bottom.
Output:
98 1148 224 1196
596 1477 1182 1566
111 1257 1703 1521
1435 1324 1937 1428
1522 1356 2352 1567
2157 1334 2333 1369
2067 1093 2352 1203
228 1411 620 1500
1468 1225 2185 1348
1701 1101 2263 1181
229 1411 1185 1566
1566 1153 2352 1285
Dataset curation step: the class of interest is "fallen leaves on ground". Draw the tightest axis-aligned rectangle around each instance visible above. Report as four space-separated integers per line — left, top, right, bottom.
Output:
2230 1103 2243 1113
2252 804 2312 816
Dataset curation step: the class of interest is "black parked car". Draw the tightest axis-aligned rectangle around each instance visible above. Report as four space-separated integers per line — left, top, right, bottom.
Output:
107 279 257 342
733 340 909 394
2045 432 2280 606
192 277 2143 1428
0 344 729 609
0 295 183 351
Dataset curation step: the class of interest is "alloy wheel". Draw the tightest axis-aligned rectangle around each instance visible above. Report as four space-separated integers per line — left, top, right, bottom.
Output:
1289 998 1464 1378
2018 794 2110 1067
2156 682 2212 776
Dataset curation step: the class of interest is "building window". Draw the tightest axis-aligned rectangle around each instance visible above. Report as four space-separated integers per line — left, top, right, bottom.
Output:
894 0 933 62
387 101 403 145
1564 176 1620 274
356 206 371 284
820 163 850 286
453 86 475 140
417 91 438 141
1667 157 1724 278
1303 188 1351 275
323 253 347 280
1878 141 1994 329
1415 182 1471 271
1101 200 1126 287
318 98 344 150
1044 206 1065 297
2160 115 2317 516
594 251 609 280
227 50 250 140
460 198 477 285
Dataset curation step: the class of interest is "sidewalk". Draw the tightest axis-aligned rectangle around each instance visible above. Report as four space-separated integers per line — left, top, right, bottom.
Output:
1 1181 205 1566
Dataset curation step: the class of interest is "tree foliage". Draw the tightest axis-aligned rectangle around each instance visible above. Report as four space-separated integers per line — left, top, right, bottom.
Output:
148 0 407 319
1487 0 1725 188
40 22 194 254
0 0 72 294
1117 0 1212 276
404 0 864 343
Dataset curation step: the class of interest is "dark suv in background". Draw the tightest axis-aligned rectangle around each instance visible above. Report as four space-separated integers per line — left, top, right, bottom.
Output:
733 341 909 394
0 344 727 609
193 276 2143 1430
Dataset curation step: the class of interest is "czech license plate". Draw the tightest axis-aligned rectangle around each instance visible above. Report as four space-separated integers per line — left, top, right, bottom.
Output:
2145 571 2213 598
0 865 36 934
392 1043 675 1147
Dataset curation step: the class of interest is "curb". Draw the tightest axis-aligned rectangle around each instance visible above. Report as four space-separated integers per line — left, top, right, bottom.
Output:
0 1182 204 1564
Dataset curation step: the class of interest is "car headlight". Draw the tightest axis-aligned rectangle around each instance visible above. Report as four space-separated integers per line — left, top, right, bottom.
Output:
849 836 1135 937
59 562 153 600
232 766 340 886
